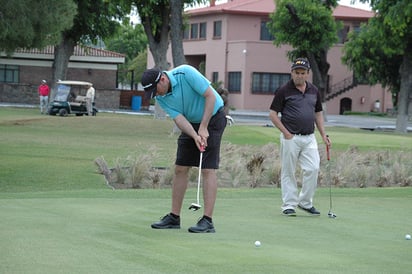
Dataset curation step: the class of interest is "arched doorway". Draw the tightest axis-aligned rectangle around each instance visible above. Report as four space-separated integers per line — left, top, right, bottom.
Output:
340 97 352 114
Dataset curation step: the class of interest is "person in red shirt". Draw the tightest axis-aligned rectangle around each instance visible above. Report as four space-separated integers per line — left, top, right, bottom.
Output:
38 80 50 114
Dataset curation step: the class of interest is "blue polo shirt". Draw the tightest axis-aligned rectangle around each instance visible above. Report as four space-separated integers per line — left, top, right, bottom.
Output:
155 65 224 123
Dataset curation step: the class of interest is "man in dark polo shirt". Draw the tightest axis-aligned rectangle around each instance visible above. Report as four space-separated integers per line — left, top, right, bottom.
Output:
269 58 331 217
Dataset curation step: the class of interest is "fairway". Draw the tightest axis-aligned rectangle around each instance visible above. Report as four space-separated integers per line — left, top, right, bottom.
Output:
1 188 412 273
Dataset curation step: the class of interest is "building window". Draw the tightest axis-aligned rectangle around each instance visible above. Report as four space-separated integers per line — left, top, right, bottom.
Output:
213 20 222 38
199 22 207 39
190 23 199 39
260 21 274 41
212 72 219 84
337 25 350 44
185 22 207 40
0 64 19 83
353 25 361 33
252 72 290 94
228 71 241 93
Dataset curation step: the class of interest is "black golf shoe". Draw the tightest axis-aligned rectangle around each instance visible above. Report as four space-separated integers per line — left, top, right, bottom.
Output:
298 205 320 216
282 209 297 216
188 216 215 233
151 213 181 229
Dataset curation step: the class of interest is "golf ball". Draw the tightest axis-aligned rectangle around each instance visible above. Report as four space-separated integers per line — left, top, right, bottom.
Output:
254 240 261 247
405 234 411 240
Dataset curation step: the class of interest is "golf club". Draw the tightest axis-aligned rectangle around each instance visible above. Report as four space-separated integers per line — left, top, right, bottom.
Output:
326 137 337 218
189 145 205 211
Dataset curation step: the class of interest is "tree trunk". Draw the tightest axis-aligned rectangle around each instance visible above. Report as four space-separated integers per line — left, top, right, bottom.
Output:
140 3 171 120
170 0 186 67
141 6 170 70
307 50 329 103
51 37 75 99
307 50 330 121
169 0 185 134
396 46 412 133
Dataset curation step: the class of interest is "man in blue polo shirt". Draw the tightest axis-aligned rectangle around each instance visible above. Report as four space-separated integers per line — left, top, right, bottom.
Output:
142 64 226 233
269 58 331 217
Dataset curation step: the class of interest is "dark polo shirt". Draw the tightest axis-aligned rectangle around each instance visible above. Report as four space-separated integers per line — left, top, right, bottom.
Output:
270 79 323 135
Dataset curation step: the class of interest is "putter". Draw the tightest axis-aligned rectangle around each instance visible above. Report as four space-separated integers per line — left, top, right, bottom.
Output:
189 145 205 211
326 138 337 218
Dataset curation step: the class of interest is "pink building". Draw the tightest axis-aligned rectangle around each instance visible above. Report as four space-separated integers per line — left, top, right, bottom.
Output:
147 0 392 114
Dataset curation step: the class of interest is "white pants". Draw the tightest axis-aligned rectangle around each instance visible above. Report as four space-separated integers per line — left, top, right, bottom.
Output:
86 98 93 115
39 96 48 113
280 134 320 211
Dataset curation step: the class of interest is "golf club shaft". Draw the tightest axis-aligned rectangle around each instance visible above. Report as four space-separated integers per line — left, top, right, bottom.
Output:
196 151 203 204
326 140 332 210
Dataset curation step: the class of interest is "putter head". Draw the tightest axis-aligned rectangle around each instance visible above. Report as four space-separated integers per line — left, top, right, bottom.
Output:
189 203 201 211
328 211 337 218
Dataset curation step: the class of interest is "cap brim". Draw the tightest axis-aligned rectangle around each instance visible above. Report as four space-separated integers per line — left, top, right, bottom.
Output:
292 65 309 70
144 85 157 95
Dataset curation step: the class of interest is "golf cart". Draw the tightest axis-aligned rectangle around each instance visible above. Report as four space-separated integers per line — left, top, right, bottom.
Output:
48 80 97 116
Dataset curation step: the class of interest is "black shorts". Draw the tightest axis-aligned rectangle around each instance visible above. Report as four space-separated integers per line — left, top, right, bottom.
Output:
175 108 227 169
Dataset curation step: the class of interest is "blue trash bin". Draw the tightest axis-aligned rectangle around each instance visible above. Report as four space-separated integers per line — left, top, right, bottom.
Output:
131 96 142 111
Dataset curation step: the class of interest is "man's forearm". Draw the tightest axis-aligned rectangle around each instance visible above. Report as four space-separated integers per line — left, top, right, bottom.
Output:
199 88 216 129
315 112 327 137
269 110 292 138
174 115 197 138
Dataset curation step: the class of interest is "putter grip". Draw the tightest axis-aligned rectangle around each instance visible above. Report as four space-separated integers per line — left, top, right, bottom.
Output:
326 135 330 161
326 144 330 161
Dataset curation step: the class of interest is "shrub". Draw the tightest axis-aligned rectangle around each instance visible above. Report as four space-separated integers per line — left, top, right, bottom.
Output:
97 142 412 189
246 153 265 188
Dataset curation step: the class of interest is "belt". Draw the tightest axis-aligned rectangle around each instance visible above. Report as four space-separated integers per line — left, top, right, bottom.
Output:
294 133 313 136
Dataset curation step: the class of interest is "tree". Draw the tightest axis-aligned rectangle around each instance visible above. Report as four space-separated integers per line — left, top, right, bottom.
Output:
170 0 187 66
267 0 341 102
342 0 412 133
133 0 206 70
51 0 130 98
105 23 148 62
0 0 76 53
135 0 171 70
104 23 148 86
128 49 148 84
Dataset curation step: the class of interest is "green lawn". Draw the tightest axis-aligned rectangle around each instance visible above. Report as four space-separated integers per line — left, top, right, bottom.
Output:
1 107 412 273
1 188 412 273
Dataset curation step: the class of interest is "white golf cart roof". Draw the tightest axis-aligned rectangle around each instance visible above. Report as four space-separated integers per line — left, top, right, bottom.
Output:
57 80 93 86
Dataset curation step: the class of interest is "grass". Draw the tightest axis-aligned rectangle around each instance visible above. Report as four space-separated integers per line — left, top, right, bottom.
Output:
1 188 412 273
1 107 412 273
343 111 388 117
223 124 412 150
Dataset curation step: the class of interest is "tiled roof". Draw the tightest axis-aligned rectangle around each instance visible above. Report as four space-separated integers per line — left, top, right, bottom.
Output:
334 5 374 20
15 45 125 58
188 0 374 20
188 0 275 15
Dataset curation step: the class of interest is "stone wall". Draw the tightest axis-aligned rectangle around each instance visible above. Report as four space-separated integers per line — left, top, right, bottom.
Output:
18 66 118 90
0 83 38 104
95 89 121 109
0 83 122 109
